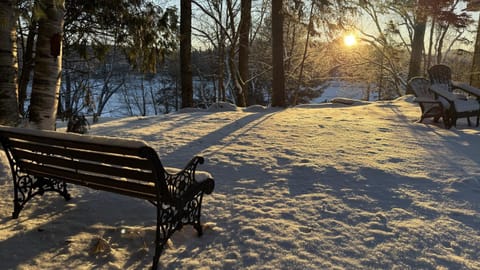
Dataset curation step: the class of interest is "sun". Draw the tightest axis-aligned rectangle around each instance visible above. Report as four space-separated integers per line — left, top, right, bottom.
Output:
343 34 357 47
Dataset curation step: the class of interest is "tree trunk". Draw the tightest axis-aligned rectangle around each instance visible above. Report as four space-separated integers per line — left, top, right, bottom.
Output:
180 0 193 108
239 0 251 106
218 34 226 102
426 18 436 73
18 20 37 116
228 47 245 106
29 0 65 130
407 14 426 91
271 0 285 107
436 25 449 64
225 0 245 107
471 13 480 88
0 0 19 126
294 1 315 105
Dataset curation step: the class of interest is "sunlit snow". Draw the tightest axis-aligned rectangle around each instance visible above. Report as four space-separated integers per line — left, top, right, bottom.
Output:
1 96 480 269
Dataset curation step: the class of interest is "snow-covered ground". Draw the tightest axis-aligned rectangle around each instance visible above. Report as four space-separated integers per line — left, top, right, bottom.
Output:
312 80 377 103
1 96 480 269
86 79 374 117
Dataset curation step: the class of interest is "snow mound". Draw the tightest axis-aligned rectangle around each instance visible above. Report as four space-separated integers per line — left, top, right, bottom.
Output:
176 107 205 114
296 98 369 108
206 102 239 112
243 105 269 112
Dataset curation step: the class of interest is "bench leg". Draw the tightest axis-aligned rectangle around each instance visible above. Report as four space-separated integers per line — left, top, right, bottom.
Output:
151 211 177 270
151 204 203 269
12 174 35 219
12 198 22 219
151 233 165 270
191 200 204 236
194 223 203 236
11 173 71 219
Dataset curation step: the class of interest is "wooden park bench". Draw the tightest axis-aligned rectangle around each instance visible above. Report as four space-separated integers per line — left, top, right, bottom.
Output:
0 125 215 270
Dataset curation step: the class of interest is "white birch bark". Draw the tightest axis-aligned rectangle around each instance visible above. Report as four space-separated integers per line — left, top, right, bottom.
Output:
29 0 65 130
0 0 19 126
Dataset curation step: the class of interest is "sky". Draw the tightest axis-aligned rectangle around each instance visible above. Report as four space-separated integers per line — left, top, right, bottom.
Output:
1 93 480 269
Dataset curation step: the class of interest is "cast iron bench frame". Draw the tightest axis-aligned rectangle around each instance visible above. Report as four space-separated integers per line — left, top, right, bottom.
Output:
0 125 214 270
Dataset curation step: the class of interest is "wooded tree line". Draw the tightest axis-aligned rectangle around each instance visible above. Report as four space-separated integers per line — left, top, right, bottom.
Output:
0 0 478 130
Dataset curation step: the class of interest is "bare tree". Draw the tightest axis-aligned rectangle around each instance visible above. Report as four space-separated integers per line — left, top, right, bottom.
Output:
192 0 249 106
407 2 427 83
190 0 228 102
17 2 37 117
93 63 126 120
225 0 246 106
292 1 315 105
239 0 251 106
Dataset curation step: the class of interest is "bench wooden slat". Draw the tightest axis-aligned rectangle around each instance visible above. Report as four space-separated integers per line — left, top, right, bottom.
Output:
13 148 155 182
9 139 154 170
0 128 148 156
19 162 157 201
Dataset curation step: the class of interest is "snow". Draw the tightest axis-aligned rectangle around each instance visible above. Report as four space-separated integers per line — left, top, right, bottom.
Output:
312 80 377 103
2 96 480 269
430 83 480 113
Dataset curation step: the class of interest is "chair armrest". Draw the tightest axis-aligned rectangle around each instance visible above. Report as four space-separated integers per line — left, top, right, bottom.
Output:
429 84 458 101
414 97 441 104
452 81 480 98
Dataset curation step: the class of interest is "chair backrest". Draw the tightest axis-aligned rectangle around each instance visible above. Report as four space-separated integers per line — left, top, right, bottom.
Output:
408 77 433 99
428 64 453 91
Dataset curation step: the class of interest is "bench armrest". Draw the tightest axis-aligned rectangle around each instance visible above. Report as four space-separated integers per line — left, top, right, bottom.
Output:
164 156 215 199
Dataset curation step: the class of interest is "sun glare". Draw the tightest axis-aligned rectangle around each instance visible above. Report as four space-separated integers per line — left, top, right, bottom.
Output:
344 34 357 47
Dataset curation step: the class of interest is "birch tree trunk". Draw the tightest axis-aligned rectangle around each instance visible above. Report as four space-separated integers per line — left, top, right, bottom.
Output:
0 0 19 126
29 0 65 130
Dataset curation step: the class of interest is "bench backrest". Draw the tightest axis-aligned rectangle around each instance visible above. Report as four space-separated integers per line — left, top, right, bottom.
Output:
0 125 169 202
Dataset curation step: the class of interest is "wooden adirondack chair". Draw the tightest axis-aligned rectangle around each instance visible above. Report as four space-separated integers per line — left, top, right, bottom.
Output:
408 77 449 127
428 64 467 99
427 64 480 128
428 84 480 128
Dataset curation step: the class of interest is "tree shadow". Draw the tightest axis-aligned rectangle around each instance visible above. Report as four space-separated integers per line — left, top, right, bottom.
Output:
0 186 168 269
0 110 281 269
